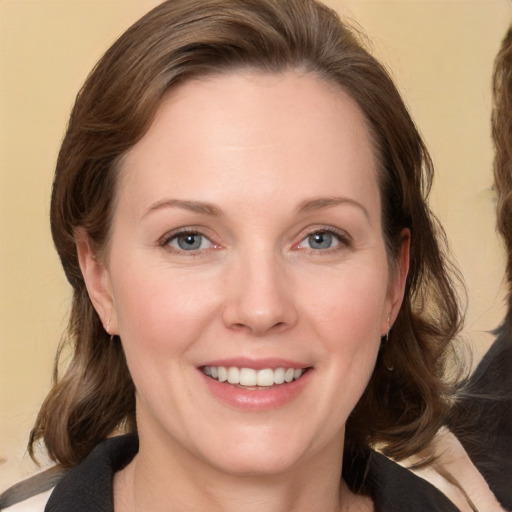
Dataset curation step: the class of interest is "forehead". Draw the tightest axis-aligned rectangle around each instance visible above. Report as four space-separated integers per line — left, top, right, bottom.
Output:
117 70 380 219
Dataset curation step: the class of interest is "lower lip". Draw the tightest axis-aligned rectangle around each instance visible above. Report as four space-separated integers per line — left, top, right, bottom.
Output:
200 369 313 411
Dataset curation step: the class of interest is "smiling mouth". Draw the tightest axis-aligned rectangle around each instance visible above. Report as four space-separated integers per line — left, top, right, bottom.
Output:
201 366 308 388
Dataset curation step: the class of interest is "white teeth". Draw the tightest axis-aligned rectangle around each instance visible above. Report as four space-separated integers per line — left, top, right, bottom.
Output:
202 366 305 386
240 368 257 386
256 368 274 387
217 366 227 382
284 368 294 383
227 367 240 384
274 367 285 384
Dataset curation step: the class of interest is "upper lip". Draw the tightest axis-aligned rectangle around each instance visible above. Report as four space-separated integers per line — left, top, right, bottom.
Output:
198 357 310 370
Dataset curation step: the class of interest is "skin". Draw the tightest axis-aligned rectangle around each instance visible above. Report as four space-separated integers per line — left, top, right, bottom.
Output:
77 70 409 512
402 429 506 511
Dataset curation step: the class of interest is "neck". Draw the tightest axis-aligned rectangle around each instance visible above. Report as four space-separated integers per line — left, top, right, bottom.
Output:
114 431 372 512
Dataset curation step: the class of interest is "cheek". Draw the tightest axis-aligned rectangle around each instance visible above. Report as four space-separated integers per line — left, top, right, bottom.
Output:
304 264 388 394
303 263 389 343
110 262 222 356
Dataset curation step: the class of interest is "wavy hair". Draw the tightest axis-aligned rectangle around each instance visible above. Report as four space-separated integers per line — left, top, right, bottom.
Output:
493 27 512 288
29 0 462 470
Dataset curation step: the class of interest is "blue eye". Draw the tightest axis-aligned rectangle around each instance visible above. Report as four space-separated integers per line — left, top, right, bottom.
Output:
307 232 334 249
297 230 344 250
167 232 212 251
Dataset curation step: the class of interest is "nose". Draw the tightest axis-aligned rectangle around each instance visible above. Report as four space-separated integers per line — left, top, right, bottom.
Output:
222 250 298 336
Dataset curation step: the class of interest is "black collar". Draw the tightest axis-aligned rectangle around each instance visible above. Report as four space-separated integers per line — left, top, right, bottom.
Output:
45 435 138 512
45 434 457 511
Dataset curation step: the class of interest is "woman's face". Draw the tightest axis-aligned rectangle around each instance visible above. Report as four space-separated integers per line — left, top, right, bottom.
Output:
81 71 408 477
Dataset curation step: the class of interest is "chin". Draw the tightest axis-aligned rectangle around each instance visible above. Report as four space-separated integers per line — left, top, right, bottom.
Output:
191 424 324 477
205 446 305 477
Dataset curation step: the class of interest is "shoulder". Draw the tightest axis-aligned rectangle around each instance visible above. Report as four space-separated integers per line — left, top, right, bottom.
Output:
363 449 459 511
44 434 138 512
1 488 53 512
1 435 136 512
344 444 459 511
399 428 507 512
0 466 64 512
373 454 459 511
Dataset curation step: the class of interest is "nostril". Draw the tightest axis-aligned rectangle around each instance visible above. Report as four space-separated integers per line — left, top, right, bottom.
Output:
229 323 252 333
227 320 289 336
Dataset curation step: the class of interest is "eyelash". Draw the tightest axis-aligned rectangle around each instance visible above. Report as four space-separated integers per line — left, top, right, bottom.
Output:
159 229 217 254
158 226 351 254
294 227 352 253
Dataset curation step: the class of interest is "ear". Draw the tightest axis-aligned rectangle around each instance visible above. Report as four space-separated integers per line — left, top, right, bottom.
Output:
75 228 118 335
383 228 410 333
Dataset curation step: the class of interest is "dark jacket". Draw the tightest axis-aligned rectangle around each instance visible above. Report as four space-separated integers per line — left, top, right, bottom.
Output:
43 434 458 512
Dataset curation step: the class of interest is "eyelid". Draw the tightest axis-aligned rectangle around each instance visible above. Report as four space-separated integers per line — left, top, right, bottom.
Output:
158 227 220 252
293 226 352 251
157 225 351 253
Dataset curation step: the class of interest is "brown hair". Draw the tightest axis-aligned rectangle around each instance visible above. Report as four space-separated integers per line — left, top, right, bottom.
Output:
30 0 462 470
444 27 512 508
493 27 512 287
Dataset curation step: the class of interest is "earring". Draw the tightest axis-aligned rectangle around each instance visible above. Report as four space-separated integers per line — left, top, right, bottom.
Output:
384 314 394 372
105 318 115 342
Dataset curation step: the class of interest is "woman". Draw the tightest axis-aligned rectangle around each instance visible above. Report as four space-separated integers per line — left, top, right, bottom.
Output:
0 0 462 510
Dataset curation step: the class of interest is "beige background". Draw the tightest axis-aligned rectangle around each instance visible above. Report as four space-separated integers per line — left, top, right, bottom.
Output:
1 0 510 489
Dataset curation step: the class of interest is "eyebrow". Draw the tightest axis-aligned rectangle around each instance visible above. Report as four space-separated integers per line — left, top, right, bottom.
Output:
296 196 369 219
142 196 369 219
142 199 222 218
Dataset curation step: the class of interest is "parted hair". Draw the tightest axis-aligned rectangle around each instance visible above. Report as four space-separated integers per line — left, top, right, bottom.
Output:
30 0 462 471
